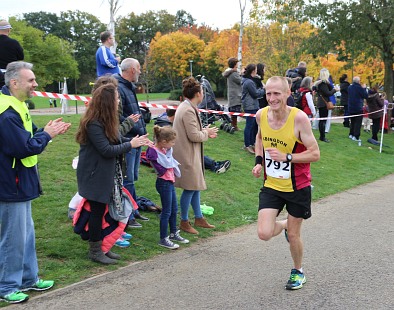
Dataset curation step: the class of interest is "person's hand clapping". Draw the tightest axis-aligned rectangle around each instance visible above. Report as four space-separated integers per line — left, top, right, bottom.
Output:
130 134 153 148
44 118 71 138
128 114 140 123
204 124 218 138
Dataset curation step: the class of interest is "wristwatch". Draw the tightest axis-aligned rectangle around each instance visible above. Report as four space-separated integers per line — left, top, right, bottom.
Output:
286 153 293 162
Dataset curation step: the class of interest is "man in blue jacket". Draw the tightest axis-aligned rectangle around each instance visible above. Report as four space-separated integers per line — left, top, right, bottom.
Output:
0 62 71 304
348 76 368 142
95 31 120 77
113 58 149 226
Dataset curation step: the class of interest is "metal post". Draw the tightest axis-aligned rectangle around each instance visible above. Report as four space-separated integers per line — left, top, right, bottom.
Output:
189 60 193 77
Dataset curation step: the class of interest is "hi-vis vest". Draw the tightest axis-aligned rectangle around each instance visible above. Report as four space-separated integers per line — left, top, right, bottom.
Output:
0 94 38 167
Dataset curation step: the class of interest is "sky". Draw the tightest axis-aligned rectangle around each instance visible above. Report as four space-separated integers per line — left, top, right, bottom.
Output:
2 0 252 30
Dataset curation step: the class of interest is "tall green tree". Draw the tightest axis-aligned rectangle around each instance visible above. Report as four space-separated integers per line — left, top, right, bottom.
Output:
9 17 78 89
23 10 106 92
253 0 394 100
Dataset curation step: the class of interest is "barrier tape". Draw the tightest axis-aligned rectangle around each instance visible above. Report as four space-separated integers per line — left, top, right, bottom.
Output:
32 90 389 121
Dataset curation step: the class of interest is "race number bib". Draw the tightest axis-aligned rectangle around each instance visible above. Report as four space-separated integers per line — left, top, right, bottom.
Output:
264 151 291 179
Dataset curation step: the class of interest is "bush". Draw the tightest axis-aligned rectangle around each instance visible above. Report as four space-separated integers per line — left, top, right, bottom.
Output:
169 89 183 101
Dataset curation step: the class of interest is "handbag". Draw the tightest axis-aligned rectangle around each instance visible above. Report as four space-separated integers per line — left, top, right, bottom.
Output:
321 96 335 110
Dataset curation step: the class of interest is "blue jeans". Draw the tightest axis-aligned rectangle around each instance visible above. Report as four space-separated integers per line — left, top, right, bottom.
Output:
124 147 141 201
204 155 217 172
0 201 39 296
156 178 178 239
244 109 258 147
180 190 202 221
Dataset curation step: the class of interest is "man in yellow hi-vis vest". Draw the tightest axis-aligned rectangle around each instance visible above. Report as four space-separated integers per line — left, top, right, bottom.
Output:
0 62 71 304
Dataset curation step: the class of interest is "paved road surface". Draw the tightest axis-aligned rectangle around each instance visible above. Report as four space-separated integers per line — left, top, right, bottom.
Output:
12 175 394 309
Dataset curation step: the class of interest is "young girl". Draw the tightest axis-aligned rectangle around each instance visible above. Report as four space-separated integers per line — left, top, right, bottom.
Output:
146 125 189 249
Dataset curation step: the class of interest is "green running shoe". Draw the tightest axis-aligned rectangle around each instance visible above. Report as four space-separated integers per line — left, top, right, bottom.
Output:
285 269 306 290
21 279 54 292
0 291 29 303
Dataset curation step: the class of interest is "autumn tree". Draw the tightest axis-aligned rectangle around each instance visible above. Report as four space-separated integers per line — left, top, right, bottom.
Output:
252 0 394 100
148 31 205 90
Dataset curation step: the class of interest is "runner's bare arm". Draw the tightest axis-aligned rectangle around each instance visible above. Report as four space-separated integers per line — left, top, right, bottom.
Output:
252 109 264 178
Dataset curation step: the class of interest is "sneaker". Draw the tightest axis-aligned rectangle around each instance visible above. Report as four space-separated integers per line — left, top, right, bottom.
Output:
0 291 29 303
158 237 179 250
115 238 130 248
21 279 54 292
215 160 231 174
135 213 149 221
121 232 132 240
352 136 358 141
349 135 354 139
285 269 306 290
284 229 289 243
67 207 76 220
169 230 190 244
128 219 142 228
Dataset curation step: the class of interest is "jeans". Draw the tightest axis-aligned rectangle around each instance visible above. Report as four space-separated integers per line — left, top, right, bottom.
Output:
349 114 363 139
244 109 258 147
180 190 202 221
204 155 217 172
0 201 39 296
124 146 141 200
318 107 328 140
156 178 178 239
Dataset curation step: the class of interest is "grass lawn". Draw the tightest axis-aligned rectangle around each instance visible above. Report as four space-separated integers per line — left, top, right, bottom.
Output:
30 93 170 109
2 114 394 304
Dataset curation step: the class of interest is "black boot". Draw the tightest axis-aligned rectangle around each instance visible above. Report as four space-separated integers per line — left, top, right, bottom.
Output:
88 241 117 265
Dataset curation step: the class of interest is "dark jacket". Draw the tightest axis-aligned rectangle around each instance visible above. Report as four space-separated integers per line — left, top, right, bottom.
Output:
0 92 51 202
340 81 350 106
113 73 147 138
241 77 265 111
316 80 336 109
0 35 24 69
366 90 384 119
77 120 132 204
348 83 368 114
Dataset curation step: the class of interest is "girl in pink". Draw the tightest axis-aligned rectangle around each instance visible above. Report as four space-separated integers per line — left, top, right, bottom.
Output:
146 125 189 249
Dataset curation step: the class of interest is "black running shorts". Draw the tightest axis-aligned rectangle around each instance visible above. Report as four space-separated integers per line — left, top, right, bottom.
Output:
258 186 312 219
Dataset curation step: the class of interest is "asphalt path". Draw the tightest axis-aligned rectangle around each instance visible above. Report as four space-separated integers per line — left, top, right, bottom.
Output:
12 174 394 309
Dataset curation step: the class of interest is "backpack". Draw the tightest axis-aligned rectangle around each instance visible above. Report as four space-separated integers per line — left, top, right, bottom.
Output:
286 68 302 92
293 90 310 110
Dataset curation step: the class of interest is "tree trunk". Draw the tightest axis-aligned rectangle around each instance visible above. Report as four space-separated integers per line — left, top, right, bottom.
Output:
383 56 393 103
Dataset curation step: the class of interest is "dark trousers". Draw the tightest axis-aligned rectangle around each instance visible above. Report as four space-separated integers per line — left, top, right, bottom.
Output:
371 117 381 141
318 106 328 140
349 114 363 139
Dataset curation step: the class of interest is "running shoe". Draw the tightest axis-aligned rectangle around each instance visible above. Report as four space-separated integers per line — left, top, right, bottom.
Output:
21 279 54 292
285 269 306 290
0 291 29 303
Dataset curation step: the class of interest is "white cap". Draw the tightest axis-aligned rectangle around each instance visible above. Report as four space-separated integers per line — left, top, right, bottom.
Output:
0 20 12 30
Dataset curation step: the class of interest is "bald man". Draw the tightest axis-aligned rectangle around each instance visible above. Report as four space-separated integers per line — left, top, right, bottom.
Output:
253 76 320 290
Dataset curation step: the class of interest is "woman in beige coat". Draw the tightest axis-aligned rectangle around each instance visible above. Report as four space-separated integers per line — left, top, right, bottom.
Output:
173 77 218 234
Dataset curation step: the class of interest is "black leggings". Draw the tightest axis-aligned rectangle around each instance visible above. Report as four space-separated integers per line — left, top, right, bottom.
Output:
88 200 106 242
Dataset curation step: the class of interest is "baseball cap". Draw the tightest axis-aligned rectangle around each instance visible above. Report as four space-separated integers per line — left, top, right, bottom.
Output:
0 20 12 30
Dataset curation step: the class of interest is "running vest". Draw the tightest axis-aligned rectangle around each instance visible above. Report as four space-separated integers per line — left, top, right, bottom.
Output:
0 93 38 167
260 107 311 192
